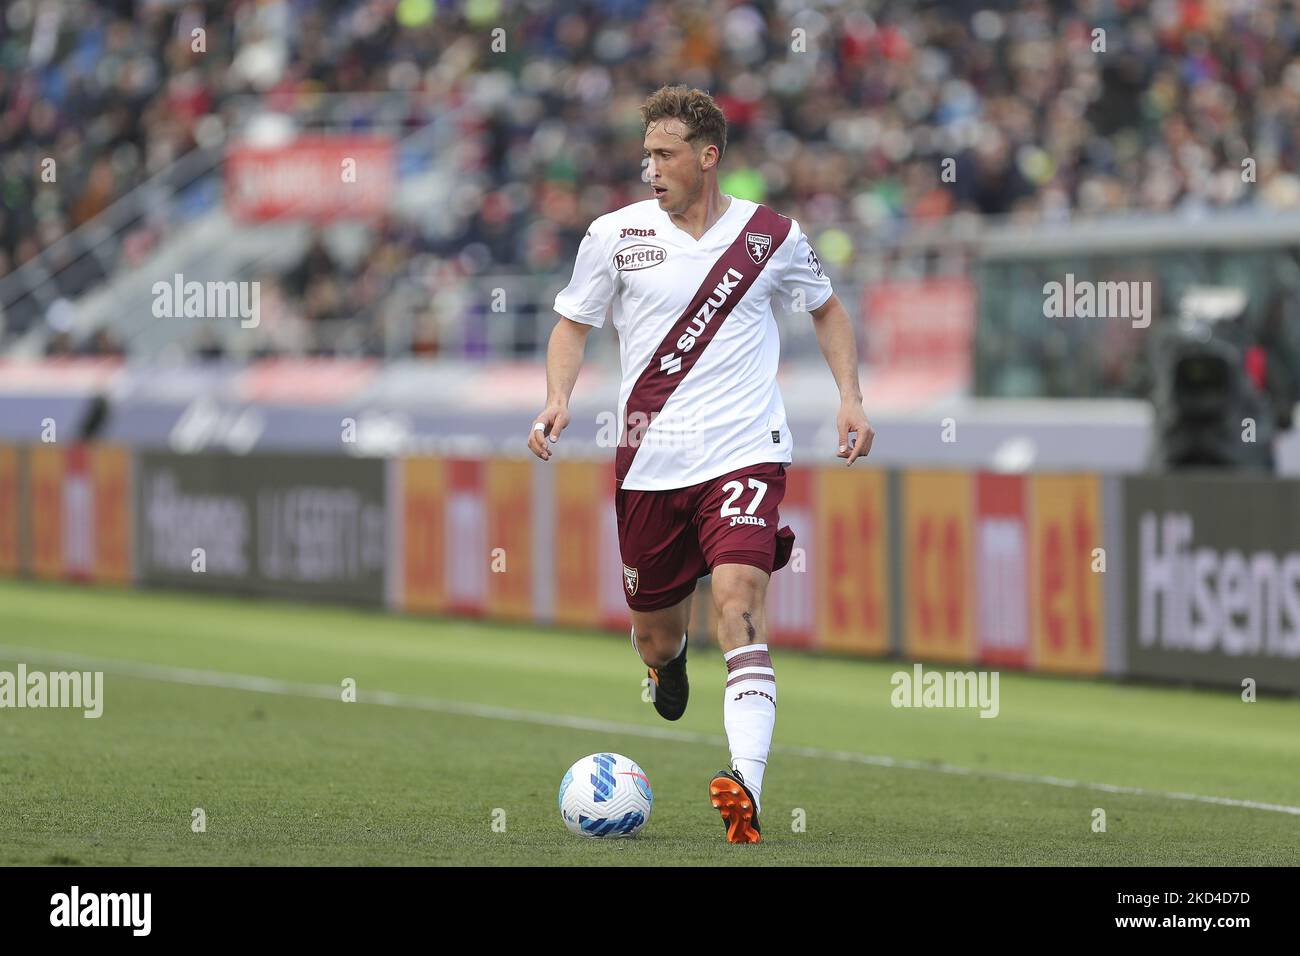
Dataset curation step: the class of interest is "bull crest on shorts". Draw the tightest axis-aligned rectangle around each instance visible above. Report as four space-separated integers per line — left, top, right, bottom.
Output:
745 232 772 264
623 565 639 596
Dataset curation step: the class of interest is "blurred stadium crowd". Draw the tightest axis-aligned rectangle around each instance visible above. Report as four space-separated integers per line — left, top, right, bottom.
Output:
4 0 1300 357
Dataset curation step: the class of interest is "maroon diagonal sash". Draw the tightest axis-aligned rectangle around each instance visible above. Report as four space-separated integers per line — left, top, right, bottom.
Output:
616 205 791 485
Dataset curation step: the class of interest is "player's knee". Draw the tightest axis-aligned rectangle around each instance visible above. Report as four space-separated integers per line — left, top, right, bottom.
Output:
712 584 763 637
633 626 680 668
713 573 761 610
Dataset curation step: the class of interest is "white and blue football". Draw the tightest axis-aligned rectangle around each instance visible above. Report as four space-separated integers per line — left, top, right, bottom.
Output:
558 752 653 838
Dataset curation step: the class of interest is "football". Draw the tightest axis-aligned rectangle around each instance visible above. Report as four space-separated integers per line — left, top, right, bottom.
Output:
558 753 653 838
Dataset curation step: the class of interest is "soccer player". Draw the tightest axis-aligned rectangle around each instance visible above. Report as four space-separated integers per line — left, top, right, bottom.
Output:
527 85 873 844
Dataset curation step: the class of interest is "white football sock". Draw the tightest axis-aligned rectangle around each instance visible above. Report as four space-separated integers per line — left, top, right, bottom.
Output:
722 642 776 814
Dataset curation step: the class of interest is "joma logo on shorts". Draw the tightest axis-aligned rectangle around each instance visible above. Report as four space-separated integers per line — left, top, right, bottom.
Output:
728 515 767 528
732 688 774 705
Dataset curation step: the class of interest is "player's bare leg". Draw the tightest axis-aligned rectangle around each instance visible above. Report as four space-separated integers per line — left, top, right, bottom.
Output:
630 592 692 720
709 562 773 844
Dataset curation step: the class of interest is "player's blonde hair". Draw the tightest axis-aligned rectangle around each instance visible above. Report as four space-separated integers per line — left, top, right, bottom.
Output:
640 85 727 161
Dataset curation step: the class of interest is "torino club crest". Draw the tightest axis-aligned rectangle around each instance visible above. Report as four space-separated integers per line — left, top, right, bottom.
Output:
623 565 639 596
745 232 772 264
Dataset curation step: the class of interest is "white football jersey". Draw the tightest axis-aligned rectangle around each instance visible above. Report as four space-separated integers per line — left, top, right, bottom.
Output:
554 195 832 491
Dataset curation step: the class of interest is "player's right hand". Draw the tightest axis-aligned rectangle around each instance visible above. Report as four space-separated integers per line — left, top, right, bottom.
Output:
527 404 570 461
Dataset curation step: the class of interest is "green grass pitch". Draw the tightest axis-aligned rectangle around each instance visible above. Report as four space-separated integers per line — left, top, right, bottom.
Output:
1 579 1297 866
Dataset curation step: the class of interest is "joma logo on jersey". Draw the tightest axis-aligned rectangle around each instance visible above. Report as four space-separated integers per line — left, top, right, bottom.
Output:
668 267 744 363
620 227 657 238
614 243 666 271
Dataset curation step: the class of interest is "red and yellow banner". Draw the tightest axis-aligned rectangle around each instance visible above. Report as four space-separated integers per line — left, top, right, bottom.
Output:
91 445 133 585
553 460 604 629
0 446 19 575
402 457 447 614
974 473 1029 668
484 458 533 621
815 467 890 655
0 443 1122 684
444 460 486 617
1029 474 1105 674
902 470 974 663
28 445 65 580
401 457 489 616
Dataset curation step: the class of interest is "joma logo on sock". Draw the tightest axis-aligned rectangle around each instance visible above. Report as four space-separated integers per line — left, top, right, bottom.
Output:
50 886 151 936
732 688 774 705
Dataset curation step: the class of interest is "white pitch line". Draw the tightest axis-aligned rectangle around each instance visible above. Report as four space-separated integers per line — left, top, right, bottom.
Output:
4 644 1299 818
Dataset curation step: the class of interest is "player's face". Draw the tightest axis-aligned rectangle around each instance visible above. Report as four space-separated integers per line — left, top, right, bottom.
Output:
643 119 708 214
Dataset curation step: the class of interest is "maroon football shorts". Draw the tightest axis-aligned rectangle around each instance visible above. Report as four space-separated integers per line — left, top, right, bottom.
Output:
615 461 797 612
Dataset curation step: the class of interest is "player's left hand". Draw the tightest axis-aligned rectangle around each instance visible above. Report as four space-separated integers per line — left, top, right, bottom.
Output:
836 399 874 465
